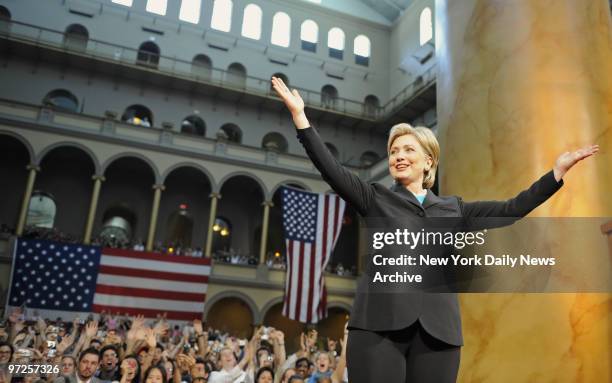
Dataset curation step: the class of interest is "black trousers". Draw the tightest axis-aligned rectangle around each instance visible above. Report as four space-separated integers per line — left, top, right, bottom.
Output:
346 320 461 383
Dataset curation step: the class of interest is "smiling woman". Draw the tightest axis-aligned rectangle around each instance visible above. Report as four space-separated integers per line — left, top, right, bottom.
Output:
387 123 439 194
270 75 598 383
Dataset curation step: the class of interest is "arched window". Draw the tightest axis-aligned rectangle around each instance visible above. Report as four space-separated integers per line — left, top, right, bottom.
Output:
43 89 79 112
354 35 370 66
327 27 345 59
192 54 212 79
122 104 153 127
241 3 262 40
270 73 288 93
165 205 194 248
211 0 232 32
63 24 89 52
26 191 56 229
146 0 167 15
211 217 232 254
181 114 206 136
179 0 201 23
99 206 136 245
0 6 11 35
300 19 318 52
271 12 291 47
0 6 9 19
137 41 160 68
325 142 339 159
226 62 246 88
112 0 133 6
262 132 288 153
219 123 242 143
321 85 338 108
364 95 379 117
360 151 380 168
420 7 433 46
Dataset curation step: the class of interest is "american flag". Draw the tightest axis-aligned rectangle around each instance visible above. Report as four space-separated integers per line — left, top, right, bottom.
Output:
7 238 210 321
280 186 346 323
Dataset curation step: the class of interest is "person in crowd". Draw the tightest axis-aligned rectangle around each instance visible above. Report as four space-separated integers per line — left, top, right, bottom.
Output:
72 347 102 383
277 368 296 383
306 353 332 383
207 345 252 383
60 355 77 377
293 358 310 380
255 366 274 383
119 355 141 383
97 345 121 381
143 365 167 383
0 341 13 369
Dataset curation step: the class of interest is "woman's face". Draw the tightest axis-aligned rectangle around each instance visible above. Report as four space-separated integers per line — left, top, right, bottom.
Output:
145 368 164 383
295 360 309 378
316 353 331 372
258 350 273 368
219 349 236 370
122 357 138 380
388 134 431 187
281 368 296 383
61 356 75 375
257 370 273 383
0 345 11 363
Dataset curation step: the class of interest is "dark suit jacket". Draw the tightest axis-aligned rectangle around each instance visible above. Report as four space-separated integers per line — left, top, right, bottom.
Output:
296 125 564 346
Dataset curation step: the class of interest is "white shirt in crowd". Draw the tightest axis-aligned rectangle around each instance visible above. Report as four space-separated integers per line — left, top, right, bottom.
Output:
207 365 251 383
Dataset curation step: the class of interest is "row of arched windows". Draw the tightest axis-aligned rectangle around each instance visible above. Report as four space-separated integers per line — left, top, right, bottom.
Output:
110 0 373 66
57 22 381 114
40 88 381 164
2 2 433 70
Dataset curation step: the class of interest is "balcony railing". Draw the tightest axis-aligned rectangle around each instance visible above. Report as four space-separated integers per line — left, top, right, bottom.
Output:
0 97 368 178
0 19 436 120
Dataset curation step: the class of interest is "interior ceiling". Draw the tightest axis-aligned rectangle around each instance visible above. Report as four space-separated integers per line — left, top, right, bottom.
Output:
355 0 415 23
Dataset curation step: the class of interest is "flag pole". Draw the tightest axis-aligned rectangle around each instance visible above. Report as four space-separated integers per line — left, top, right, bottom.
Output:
3 236 19 318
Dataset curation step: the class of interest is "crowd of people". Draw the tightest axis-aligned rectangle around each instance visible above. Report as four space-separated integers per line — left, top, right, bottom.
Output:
0 308 348 383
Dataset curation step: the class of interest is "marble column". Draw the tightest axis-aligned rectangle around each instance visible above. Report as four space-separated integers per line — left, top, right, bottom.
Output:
146 184 165 252
436 0 612 381
258 200 273 264
83 174 105 245
16 164 40 236
205 192 221 258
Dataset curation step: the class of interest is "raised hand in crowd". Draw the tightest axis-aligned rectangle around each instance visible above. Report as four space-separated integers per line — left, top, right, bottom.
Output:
56 333 75 355
331 321 349 383
270 328 287 367
85 320 98 340
125 314 146 354
193 318 209 358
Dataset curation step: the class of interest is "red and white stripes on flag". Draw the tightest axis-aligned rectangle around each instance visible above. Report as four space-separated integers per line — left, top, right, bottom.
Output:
280 186 346 323
92 248 210 321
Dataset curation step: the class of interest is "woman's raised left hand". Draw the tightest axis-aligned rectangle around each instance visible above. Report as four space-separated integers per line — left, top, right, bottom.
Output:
553 144 599 181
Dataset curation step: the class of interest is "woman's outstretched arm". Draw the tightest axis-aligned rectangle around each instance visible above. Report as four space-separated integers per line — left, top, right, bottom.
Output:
460 144 599 218
271 76 374 215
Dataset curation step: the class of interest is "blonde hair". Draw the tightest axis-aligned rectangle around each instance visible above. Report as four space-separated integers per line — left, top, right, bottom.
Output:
387 123 440 189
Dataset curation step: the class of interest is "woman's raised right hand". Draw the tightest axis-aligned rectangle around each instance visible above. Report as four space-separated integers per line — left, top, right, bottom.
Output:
271 76 305 116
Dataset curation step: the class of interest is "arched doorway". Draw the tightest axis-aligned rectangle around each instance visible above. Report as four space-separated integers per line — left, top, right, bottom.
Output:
205 296 255 339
